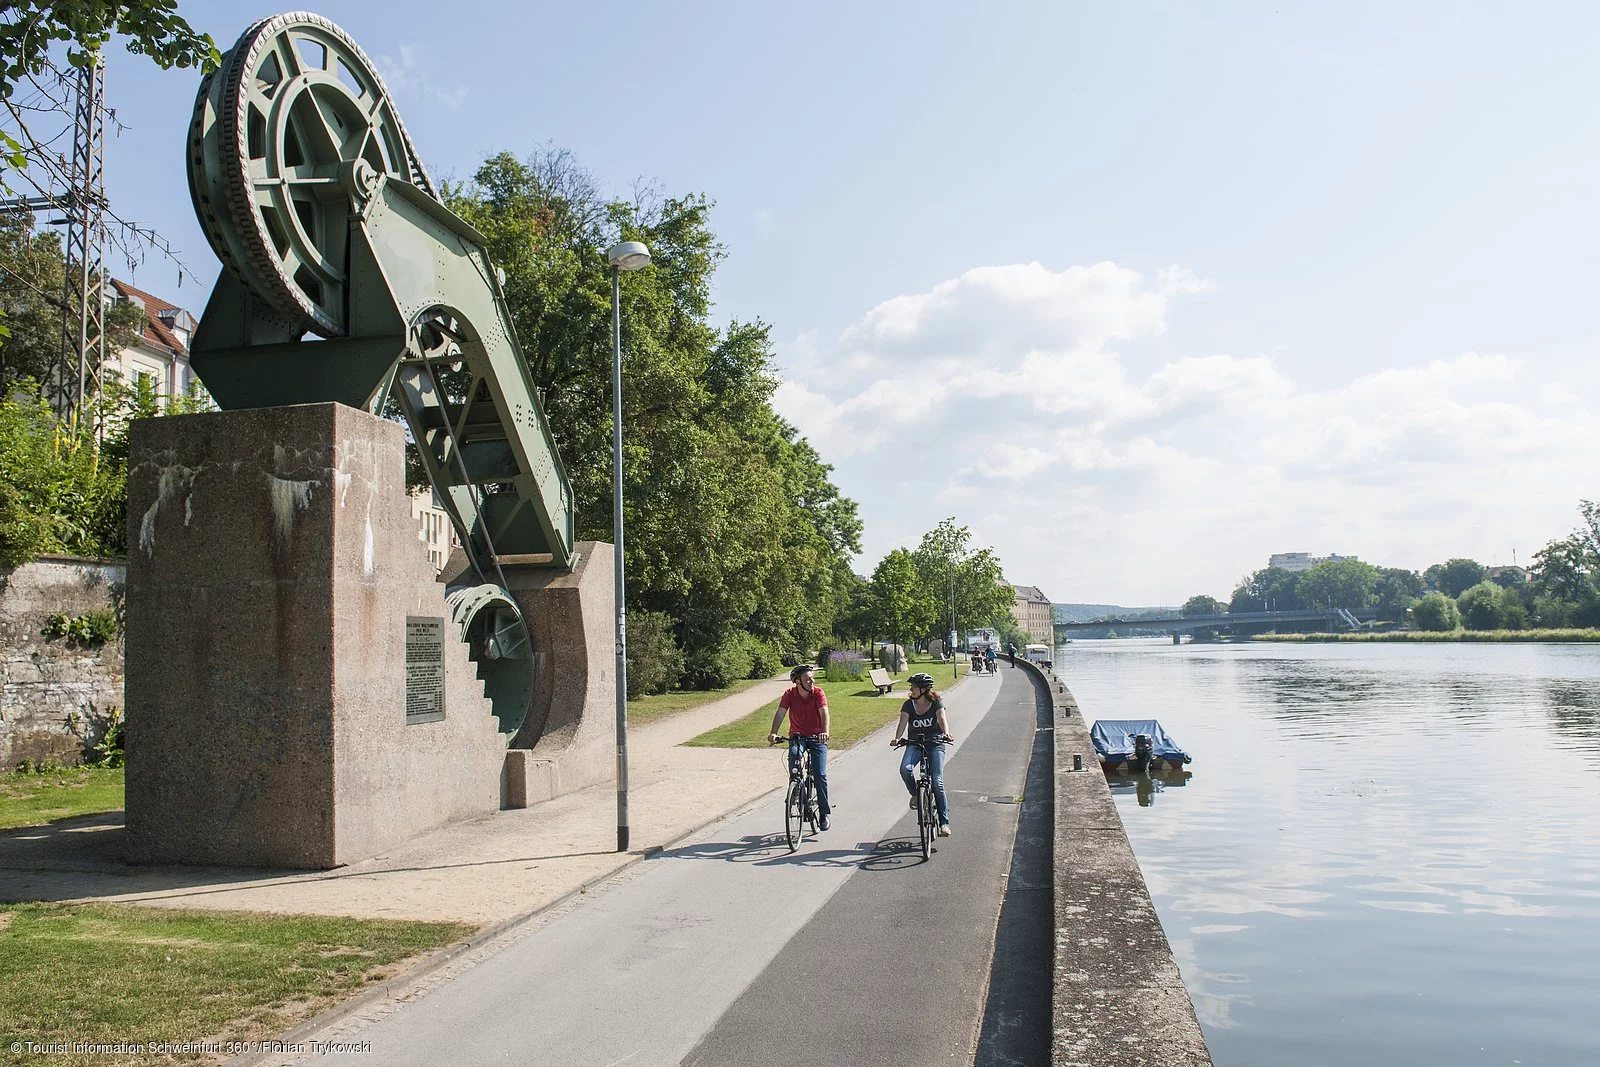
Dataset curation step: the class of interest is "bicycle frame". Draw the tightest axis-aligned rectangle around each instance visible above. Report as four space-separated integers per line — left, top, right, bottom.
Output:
779 734 821 851
897 737 946 860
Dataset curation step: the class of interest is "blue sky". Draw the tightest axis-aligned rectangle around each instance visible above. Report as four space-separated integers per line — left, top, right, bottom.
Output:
42 1 1600 602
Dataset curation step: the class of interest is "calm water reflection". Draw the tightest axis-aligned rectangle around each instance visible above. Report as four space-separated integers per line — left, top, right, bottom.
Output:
1058 639 1600 1067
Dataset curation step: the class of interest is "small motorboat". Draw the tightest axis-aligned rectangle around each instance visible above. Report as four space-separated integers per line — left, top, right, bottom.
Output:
1090 719 1193 775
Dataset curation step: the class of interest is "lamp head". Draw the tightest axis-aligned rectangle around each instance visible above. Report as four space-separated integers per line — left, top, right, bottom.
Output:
605 241 651 272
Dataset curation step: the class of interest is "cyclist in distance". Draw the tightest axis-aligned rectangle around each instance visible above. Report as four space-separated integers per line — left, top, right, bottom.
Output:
891 672 954 836
769 663 832 830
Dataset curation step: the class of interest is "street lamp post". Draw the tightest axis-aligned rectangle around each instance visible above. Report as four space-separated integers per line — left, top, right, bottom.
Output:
606 239 650 853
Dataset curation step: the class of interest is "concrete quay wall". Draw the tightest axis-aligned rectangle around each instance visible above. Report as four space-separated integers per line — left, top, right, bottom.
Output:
1018 657 1213 1066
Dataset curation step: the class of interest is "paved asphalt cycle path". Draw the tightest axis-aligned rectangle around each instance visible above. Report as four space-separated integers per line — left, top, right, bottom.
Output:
684 664 1044 1067
299 666 1042 1066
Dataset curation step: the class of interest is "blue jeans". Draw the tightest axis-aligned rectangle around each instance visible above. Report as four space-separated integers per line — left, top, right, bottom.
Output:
900 741 948 825
788 735 830 815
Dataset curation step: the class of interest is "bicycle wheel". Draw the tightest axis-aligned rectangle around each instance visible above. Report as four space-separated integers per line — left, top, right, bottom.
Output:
784 780 804 851
919 782 935 860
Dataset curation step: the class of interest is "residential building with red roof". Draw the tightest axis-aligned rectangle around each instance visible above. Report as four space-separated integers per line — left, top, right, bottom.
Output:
109 278 198 400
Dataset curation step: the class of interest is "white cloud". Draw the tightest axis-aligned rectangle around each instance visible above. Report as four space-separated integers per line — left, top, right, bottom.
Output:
774 260 1600 603
376 45 468 109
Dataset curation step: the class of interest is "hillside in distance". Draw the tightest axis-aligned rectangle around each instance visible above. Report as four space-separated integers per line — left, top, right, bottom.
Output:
1053 603 1178 623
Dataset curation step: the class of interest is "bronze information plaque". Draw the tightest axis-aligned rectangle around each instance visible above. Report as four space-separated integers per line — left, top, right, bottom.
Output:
405 616 446 723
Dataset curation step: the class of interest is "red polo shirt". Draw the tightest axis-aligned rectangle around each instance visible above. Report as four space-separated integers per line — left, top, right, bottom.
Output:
779 683 828 735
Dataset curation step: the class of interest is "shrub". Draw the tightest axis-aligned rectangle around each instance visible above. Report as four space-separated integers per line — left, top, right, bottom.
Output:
1457 581 1506 631
66 704 124 767
824 649 865 682
744 636 784 680
625 610 683 698
1411 592 1461 632
0 387 127 566
684 631 756 690
43 608 120 645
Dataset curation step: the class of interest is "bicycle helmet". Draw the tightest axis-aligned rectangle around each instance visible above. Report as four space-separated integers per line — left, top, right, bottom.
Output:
907 672 935 689
789 663 815 682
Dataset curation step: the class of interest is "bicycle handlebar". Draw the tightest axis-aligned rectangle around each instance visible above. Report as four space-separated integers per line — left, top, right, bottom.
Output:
891 735 954 747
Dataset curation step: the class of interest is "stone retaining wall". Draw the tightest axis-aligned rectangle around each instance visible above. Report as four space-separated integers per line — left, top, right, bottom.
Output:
1015 655 1213 1066
0 555 126 768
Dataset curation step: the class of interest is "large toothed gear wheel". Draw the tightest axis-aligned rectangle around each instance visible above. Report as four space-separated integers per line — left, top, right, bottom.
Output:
187 11 437 338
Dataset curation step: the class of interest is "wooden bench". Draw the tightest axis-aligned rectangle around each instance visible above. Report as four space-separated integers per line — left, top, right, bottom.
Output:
868 668 895 695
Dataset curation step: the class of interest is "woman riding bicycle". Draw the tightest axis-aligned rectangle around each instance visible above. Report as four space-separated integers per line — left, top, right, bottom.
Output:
769 663 831 831
890 672 953 836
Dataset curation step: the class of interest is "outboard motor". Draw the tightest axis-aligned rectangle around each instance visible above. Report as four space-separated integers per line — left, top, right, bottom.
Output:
1133 733 1155 773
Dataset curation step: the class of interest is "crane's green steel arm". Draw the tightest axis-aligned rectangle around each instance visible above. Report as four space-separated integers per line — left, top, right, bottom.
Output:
190 163 575 573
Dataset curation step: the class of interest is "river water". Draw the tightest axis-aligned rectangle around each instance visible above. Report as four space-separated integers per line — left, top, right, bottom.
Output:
1055 638 1600 1067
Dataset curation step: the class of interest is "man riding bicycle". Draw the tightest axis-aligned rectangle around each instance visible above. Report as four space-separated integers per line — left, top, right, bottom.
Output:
769 663 831 831
891 672 953 836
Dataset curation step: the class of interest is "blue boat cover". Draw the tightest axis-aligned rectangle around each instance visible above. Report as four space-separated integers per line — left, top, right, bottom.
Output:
1090 719 1192 763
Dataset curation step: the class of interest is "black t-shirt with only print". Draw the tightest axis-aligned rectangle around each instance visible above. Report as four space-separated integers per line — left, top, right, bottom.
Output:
901 697 946 743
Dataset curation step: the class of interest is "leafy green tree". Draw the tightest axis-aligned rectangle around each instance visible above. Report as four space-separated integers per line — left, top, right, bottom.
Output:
1181 594 1224 617
909 518 1013 643
1456 581 1506 631
1410 592 1461 632
447 150 860 679
868 549 933 652
0 217 144 393
1296 558 1379 613
990 613 1030 654
1531 536 1596 603
829 572 874 647
1373 567 1425 623
1424 558 1487 598
1498 586 1530 630
2 2 219 191
624 609 683 697
1 1 217 91
1530 500 1600 627
1230 566 1301 613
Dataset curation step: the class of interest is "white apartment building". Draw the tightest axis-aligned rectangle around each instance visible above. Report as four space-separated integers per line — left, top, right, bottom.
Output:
109 279 197 400
1268 552 1358 573
410 489 458 573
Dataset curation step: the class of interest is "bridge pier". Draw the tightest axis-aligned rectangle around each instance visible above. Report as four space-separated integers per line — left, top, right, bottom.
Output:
1172 632 1182 645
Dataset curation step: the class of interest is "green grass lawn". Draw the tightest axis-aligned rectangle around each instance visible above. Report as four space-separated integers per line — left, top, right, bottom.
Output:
686 660 969 749
626 676 775 727
0 767 124 830
0 903 471 1065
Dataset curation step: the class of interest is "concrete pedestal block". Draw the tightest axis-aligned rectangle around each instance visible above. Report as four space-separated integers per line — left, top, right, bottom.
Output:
124 403 507 869
494 542 617 807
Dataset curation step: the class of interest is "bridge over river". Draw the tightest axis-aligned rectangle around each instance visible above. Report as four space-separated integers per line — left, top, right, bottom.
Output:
1055 607 1379 643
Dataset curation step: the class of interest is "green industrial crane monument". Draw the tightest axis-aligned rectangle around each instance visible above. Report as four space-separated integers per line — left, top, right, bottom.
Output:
123 13 614 869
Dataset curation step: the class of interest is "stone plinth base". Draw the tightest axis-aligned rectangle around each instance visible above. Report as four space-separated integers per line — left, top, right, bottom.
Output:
124 403 508 869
